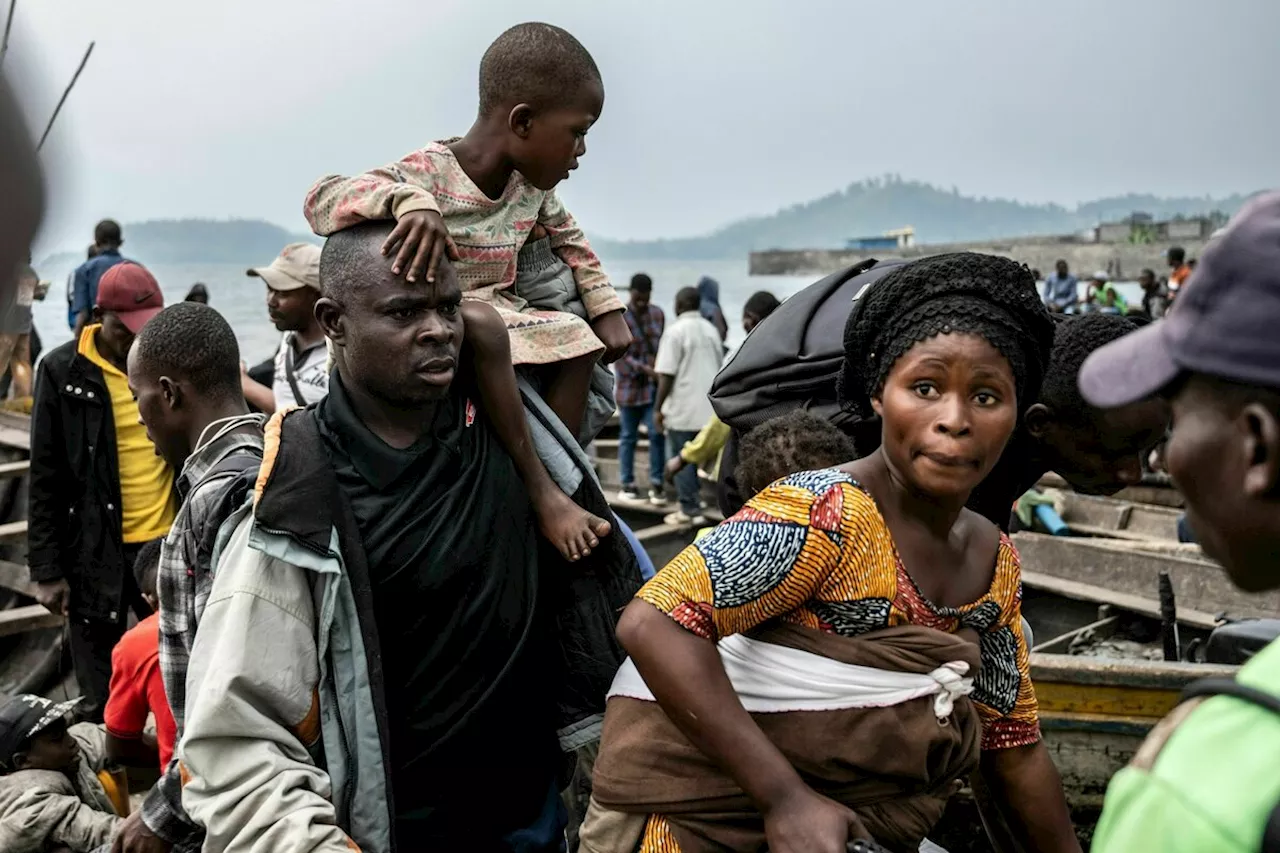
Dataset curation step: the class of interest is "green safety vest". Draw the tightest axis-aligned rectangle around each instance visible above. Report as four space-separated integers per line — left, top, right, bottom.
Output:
1093 639 1280 852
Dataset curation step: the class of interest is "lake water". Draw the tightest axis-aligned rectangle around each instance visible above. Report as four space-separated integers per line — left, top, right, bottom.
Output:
30 254 1144 365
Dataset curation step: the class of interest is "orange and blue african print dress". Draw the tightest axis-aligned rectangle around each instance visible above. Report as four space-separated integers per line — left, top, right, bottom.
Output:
637 468 1040 751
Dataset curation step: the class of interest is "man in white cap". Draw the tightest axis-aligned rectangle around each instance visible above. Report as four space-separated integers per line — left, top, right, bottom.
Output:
240 243 329 412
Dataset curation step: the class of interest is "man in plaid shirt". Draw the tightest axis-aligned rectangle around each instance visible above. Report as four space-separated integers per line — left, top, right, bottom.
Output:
614 273 666 504
115 303 265 853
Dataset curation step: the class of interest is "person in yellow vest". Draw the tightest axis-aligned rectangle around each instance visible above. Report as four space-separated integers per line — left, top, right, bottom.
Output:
29 261 177 722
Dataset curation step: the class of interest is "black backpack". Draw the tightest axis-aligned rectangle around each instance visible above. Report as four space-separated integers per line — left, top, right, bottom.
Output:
708 258 908 433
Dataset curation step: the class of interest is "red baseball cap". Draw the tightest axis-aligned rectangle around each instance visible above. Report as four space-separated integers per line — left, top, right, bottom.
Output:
96 262 164 333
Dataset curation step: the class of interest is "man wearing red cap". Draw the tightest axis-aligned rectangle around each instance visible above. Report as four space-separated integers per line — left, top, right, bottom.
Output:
29 261 178 721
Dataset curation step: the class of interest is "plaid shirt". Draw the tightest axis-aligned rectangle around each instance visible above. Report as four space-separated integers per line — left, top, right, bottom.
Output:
614 303 664 407
140 423 265 849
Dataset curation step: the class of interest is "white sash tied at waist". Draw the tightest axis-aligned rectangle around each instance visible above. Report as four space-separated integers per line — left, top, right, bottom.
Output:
608 634 974 721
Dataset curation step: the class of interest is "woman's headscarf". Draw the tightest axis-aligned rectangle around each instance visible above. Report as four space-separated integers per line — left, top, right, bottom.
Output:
836 252 1054 421
696 276 728 340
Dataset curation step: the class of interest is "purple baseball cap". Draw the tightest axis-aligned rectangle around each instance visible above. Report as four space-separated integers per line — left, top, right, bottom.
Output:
1079 190 1280 408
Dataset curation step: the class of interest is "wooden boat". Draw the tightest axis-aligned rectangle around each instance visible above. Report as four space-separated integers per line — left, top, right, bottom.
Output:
0 409 67 702
1045 488 1183 542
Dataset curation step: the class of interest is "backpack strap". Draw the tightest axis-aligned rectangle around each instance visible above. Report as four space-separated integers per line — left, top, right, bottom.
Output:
1179 676 1280 853
193 452 262 570
283 336 310 407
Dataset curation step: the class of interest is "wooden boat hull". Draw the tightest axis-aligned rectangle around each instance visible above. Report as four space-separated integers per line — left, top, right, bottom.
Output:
0 411 66 702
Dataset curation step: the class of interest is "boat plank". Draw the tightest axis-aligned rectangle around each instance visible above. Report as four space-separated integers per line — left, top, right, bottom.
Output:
0 459 27 479
1015 532 1280 621
1021 569 1221 629
0 559 36 597
0 604 61 638
0 519 25 542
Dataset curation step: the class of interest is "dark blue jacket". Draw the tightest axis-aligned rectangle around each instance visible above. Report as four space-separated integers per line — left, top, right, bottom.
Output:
68 249 127 327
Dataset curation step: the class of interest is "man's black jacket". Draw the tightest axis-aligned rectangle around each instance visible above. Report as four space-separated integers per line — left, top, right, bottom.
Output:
28 338 134 623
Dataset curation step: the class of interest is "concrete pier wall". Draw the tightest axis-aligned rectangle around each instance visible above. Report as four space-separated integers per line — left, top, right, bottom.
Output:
750 235 1209 279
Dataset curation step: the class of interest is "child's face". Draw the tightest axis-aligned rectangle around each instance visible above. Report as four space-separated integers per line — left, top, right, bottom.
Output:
872 332 1018 501
512 79 604 191
15 720 80 772
1165 376 1280 592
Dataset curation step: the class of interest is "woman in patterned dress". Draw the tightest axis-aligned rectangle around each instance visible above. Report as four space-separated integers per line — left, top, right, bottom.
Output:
594 254 1081 853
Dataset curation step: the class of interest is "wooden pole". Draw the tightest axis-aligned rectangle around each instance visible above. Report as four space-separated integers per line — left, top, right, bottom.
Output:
36 40 93 152
0 0 15 70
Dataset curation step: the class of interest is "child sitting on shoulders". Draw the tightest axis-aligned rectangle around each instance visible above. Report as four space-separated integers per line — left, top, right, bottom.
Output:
304 22 626 562
0 694 122 852
103 540 177 774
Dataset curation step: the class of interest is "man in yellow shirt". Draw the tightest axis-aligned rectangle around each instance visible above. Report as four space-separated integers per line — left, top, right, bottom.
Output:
29 261 177 721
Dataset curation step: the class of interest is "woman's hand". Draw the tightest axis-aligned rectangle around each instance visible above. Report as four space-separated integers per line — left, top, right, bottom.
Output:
763 785 863 853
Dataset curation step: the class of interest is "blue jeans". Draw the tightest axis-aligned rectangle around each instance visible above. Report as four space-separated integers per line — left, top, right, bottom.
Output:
618 403 664 489
667 428 701 514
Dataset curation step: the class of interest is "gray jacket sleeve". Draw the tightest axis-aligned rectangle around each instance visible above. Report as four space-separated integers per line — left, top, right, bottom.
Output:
0 773 121 853
179 516 354 853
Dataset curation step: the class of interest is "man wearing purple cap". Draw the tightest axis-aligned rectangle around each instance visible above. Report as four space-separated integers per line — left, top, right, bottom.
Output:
29 261 177 722
1079 191 1280 852
240 243 329 412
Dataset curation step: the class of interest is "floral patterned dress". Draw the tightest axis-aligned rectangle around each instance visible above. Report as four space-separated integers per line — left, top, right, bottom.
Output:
634 468 1040 852
304 140 624 366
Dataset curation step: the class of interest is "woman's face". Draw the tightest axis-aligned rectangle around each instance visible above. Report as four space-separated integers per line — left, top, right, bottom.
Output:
873 332 1019 500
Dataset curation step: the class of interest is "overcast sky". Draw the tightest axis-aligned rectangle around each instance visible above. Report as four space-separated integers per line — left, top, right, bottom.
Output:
8 0 1278 254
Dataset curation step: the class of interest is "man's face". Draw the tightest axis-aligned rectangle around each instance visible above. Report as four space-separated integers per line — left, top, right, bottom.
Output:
96 311 136 365
16 720 80 773
127 344 189 470
1033 398 1168 495
1056 261 1069 278
325 258 464 407
1166 377 1280 591
1139 271 1156 290
629 288 650 313
266 285 319 332
512 80 604 192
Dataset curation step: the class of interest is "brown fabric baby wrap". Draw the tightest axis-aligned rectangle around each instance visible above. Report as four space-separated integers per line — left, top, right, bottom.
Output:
590 623 982 853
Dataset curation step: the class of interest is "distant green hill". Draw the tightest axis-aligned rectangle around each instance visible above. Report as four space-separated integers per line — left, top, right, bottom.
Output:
591 176 1256 259
38 182 1260 268
40 218 317 268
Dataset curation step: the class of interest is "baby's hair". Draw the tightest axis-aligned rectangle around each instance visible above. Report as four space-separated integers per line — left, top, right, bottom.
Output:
1040 314 1141 424
735 410 856 497
133 539 162 601
478 23 601 115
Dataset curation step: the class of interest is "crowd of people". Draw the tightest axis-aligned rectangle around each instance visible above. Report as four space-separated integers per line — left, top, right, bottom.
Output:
1037 250 1193 320
0 18 1278 853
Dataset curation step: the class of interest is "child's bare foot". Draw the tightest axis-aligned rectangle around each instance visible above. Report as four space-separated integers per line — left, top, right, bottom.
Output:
534 487 612 562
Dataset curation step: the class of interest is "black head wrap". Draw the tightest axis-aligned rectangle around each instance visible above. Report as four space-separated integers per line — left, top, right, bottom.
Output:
836 252 1054 420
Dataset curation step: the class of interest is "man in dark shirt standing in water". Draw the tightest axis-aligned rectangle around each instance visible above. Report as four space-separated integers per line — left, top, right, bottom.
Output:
180 221 561 852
